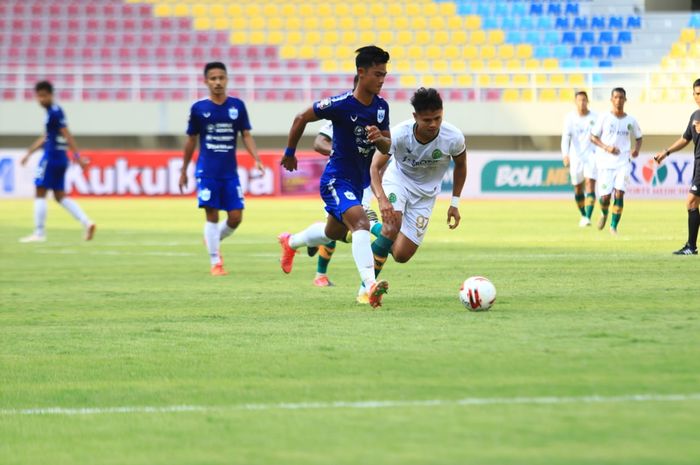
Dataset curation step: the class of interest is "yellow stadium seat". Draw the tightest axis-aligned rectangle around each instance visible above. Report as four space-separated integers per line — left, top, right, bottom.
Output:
321 60 338 72
525 59 540 69
680 28 697 43
430 17 446 30
298 45 314 60
358 18 373 30
335 46 354 60
339 17 355 30
209 4 225 16
394 17 410 30
412 17 428 30
470 59 485 71
286 31 303 45
230 31 247 44
267 30 284 45
262 4 279 16
569 74 586 87
405 3 421 16
516 44 533 60
543 58 559 69
414 60 430 73
521 89 534 101
423 3 439 16
434 30 450 46
422 75 437 87
296 3 312 17
426 46 442 60
352 3 368 16
306 31 322 46
443 46 460 60
488 59 504 70
286 17 302 30
245 4 261 17
396 31 413 45
464 15 482 30
416 31 431 44
477 74 491 86
535 74 548 85
279 45 297 60
249 17 265 29
438 75 455 87
689 43 700 58
335 3 351 17
340 61 356 73
212 17 229 30
227 4 242 16
447 16 463 30
249 31 266 45
230 17 246 29
540 89 558 101
439 3 457 16
499 45 515 60
392 46 407 60
361 31 377 44
502 89 520 102
506 59 522 70
670 42 687 59
488 30 506 45
456 74 473 86
462 45 478 59
342 31 358 45
433 60 449 73
377 31 394 46
387 3 403 16
550 74 566 86
400 75 418 88
376 17 392 30
494 74 509 86
559 89 575 101
450 60 467 73
153 4 173 16
513 74 529 85
280 4 296 16
303 17 320 30
471 30 486 45
452 30 468 45
190 4 206 17
369 4 386 15
393 60 412 73
193 17 211 30
480 45 497 60
407 46 423 59
323 31 340 45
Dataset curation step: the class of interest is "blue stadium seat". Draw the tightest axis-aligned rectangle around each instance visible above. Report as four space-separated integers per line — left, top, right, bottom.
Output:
554 45 570 59
547 3 562 15
483 16 499 29
562 31 577 45
607 45 622 59
690 14 700 28
501 16 517 30
580 31 595 44
544 30 560 45
565 3 580 15
627 16 642 28
529 3 543 15
506 30 522 43
511 2 527 16
477 3 491 17
609 16 624 29
555 17 570 29
519 16 534 30
591 16 606 29
494 3 508 17
457 3 474 15
534 45 551 59
589 46 604 59
571 46 586 59
561 59 577 68
525 30 541 44
598 31 614 44
538 16 554 29
598 60 613 68
617 31 632 44
573 17 588 29
579 59 595 68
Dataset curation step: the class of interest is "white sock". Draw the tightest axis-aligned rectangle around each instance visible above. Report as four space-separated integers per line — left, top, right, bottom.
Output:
204 222 220 266
219 221 235 241
60 198 90 227
351 229 375 289
34 198 47 236
289 222 330 249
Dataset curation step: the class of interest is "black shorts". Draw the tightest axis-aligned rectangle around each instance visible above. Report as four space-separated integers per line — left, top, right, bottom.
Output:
691 157 700 197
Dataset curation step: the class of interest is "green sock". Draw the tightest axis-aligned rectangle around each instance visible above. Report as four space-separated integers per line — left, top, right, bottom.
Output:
610 197 624 229
584 193 596 219
316 241 336 274
599 198 609 217
370 222 383 237
575 193 585 216
371 234 394 278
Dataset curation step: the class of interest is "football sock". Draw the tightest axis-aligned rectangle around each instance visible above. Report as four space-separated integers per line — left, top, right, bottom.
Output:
688 208 700 249
34 198 47 236
584 193 596 219
575 193 585 216
204 221 220 266
610 197 624 229
219 222 235 241
351 229 376 289
599 198 609 217
59 198 90 227
371 234 394 278
316 241 336 274
370 222 383 237
290 222 330 249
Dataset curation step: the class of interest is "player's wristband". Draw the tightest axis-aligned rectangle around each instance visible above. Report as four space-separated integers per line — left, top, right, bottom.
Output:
664 149 670 157
72 152 81 161
284 147 296 158
450 196 460 208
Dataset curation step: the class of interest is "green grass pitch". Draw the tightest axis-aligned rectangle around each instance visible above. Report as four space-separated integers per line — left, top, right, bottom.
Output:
1 197 699 465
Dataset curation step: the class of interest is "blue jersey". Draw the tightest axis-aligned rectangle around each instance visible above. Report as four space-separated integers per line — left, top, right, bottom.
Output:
186 97 251 179
43 104 68 164
313 92 390 189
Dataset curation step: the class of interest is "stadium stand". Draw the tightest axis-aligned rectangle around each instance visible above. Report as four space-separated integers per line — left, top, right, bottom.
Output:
0 0 697 103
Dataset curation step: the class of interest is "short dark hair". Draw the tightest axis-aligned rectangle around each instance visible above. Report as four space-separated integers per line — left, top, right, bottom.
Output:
611 87 626 97
411 87 443 113
575 90 588 99
693 78 700 89
35 80 53 93
203 62 227 77
355 45 390 70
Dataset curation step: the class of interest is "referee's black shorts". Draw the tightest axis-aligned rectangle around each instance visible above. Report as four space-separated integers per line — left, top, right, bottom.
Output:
691 157 700 197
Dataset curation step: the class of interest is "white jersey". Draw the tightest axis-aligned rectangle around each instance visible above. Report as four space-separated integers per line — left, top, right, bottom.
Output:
318 121 333 139
591 112 642 169
561 110 597 161
383 120 466 197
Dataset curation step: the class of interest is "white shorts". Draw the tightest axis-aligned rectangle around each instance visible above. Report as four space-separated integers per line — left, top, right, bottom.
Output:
569 156 597 185
382 177 437 246
361 185 373 210
597 164 630 196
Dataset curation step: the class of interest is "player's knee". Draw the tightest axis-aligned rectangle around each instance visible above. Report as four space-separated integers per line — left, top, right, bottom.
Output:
687 197 699 210
381 223 399 240
53 192 64 202
227 217 241 229
393 250 412 263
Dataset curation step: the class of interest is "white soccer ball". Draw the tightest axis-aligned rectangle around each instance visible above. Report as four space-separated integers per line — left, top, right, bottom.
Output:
459 276 497 311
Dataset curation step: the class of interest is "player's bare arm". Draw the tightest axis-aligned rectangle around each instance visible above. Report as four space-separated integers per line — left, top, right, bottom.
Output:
21 135 46 165
241 130 264 174
367 126 391 154
655 137 691 163
179 134 197 193
591 134 620 154
60 127 88 168
313 134 332 156
370 150 397 224
631 137 643 158
281 106 320 171
448 151 467 230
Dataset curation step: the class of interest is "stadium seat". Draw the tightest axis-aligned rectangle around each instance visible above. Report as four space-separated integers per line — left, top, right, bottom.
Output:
511 2 527 16
555 17 570 29
689 14 700 28
562 32 577 45
507 31 523 44
529 3 543 15
617 31 632 44
609 16 624 29
680 28 696 43
591 16 606 29
525 31 541 45
547 3 562 16
544 31 560 46
607 46 622 59
566 3 580 16
580 31 595 45
589 46 604 59
571 46 586 59
573 17 588 30
599 31 614 44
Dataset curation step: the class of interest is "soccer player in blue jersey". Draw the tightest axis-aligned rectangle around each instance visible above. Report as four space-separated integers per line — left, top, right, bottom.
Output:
278 46 392 308
179 62 263 276
20 81 95 243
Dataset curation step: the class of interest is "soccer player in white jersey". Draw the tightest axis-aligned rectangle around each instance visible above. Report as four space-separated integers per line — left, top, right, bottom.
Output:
590 87 643 235
20 81 96 243
561 91 598 226
366 88 467 291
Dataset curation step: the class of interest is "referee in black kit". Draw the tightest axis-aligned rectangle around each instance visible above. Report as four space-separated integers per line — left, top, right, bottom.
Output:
654 78 700 255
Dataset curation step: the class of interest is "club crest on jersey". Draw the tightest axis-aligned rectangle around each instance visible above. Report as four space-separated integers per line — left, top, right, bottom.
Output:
199 188 211 201
228 107 239 120
432 149 443 160
377 108 385 123
388 193 397 203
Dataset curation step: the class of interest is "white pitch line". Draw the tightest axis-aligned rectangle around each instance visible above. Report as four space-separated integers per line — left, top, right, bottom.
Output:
34 250 195 257
2 393 700 417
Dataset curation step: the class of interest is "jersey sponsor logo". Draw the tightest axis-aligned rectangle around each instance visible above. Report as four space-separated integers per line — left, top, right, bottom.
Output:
228 107 239 120
206 124 215 133
198 187 211 201
317 98 331 109
377 108 385 123
343 191 356 200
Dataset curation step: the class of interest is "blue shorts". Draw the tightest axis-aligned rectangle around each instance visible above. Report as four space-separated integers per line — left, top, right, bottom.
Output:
197 177 244 211
35 158 68 191
320 176 363 223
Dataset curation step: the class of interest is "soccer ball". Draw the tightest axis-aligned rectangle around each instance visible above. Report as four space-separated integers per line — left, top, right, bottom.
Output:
459 276 496 311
